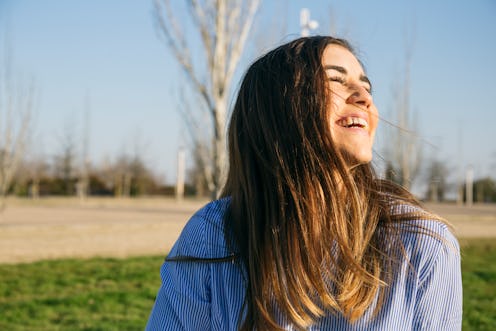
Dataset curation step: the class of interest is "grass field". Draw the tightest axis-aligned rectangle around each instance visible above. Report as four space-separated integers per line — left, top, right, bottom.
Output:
460 238 496 330
0 239 494 330
0 256 163 331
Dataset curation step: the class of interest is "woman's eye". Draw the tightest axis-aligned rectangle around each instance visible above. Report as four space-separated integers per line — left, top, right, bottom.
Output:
329 76 346 84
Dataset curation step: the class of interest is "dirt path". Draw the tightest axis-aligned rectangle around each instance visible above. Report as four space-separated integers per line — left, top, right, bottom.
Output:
0 198 206 264
425 202 496 240
1 198 494 264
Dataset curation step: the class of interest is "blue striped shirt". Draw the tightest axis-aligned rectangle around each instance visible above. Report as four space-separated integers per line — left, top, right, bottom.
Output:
146 198 462 330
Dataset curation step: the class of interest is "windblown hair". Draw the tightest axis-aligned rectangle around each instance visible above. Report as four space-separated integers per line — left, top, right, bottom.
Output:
221 36 445 330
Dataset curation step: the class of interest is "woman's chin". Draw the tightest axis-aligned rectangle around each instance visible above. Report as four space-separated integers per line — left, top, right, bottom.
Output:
340 149 373 167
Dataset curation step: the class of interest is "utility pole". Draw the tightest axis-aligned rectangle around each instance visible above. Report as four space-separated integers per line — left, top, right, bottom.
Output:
466 165 473 207
300 8 319 37
456 124 463 205
78 92 90 201
176 147 186 201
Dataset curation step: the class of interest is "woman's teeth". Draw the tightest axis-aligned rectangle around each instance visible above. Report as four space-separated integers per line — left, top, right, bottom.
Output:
338 117 368 128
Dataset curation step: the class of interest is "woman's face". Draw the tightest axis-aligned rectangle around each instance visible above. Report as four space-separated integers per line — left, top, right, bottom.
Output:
322 44 378 164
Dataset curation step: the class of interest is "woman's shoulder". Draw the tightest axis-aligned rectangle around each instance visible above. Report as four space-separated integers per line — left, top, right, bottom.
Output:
169 197 231 258
392 203 457 243
391 203 460 281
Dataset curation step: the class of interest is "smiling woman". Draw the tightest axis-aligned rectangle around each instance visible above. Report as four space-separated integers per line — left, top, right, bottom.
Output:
145 36 462 331
323 44 378 165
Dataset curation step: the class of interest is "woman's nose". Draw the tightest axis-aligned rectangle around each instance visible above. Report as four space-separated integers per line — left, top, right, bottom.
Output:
345 85 372 109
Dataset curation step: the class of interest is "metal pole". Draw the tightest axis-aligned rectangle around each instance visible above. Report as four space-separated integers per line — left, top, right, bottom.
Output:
176 148 186 200
466 165 473 206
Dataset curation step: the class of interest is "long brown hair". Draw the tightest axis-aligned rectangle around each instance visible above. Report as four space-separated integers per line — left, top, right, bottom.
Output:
221 36 444 330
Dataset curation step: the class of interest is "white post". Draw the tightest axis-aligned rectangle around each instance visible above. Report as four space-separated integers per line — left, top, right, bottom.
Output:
466 165 473 206
456 125 463 205
176 148 186 200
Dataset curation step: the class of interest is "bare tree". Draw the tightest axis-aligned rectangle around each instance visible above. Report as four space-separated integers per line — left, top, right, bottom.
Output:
26 155 48 199
110 151 158 197
16 138 48 199
187 137 212 197
0 42 35 206
53 123 78 196
76 93 91 200
154 0 260 196
384 32 422 190
424 158 450 202
251 1 287 54
112 154 133 197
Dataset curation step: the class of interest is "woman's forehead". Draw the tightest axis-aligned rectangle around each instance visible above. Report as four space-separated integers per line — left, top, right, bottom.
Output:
322 44 364 75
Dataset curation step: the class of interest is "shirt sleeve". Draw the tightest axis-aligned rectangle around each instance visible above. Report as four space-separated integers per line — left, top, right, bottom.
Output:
145 214 212 331
412 229 463 330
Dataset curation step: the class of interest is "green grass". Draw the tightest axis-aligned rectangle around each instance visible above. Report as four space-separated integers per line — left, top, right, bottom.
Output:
0 256 164 331
0 239 495 330
460 239 496 331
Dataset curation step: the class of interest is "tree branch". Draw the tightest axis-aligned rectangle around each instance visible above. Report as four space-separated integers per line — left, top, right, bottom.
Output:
154 0 215 114
224 0 259 89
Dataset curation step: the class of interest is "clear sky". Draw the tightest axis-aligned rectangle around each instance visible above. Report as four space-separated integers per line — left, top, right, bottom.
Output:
2 0 495 193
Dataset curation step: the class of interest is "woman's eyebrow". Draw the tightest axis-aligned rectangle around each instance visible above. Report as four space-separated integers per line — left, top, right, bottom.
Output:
324 65 346 74
324 65 372 89
361 75 371 88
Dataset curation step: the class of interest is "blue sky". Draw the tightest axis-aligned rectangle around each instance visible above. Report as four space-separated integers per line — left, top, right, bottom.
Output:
2 0 495 192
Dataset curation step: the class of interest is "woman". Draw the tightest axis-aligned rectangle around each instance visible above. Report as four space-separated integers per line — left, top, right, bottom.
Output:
146 36 462 330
